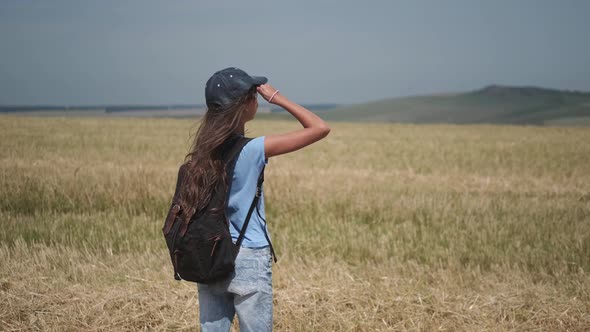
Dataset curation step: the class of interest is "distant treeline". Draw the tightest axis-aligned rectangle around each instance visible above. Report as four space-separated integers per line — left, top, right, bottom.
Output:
1 104 340 113
0 105 205 113
0 106 102 112
270 104 340 112
104 105 204 112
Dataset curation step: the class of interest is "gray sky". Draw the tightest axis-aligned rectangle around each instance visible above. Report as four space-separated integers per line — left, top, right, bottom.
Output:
1 0 589 105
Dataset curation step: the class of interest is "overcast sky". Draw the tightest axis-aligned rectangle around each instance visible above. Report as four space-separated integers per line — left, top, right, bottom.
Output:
1 0 589 105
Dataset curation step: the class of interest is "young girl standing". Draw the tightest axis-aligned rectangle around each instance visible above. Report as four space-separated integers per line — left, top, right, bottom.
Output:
181 67 330 331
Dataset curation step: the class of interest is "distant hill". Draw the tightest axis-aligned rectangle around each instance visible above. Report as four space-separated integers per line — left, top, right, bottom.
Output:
321 85 590 125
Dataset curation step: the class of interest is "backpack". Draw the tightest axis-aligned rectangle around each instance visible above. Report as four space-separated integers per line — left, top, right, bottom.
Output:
162 135 274 283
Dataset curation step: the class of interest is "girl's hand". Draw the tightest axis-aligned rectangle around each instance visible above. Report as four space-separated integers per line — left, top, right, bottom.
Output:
256 84 280 103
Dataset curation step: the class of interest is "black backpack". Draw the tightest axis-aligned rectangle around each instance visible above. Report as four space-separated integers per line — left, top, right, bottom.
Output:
162 136 274 283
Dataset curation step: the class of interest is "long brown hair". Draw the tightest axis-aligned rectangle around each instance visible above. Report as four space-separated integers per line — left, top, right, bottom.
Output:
178 87 257 217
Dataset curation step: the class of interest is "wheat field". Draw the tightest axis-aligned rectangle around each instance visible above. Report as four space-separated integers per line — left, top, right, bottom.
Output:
0 115 589 331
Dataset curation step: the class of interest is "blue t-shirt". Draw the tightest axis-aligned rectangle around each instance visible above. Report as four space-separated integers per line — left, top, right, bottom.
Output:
226 136 270 248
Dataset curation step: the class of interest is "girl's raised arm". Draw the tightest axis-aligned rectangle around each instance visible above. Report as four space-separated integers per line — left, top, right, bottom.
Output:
257 84 331 158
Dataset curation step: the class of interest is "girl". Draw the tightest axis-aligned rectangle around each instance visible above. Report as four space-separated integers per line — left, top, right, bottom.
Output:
182 67 330 331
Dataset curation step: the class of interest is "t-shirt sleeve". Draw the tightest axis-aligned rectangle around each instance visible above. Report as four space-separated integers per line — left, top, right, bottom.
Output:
243 136 268 170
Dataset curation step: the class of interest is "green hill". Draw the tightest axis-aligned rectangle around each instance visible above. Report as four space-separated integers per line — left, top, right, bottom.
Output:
321 85 590 125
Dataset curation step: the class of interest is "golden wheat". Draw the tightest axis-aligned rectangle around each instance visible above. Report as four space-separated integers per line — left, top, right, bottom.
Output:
1 115 589 331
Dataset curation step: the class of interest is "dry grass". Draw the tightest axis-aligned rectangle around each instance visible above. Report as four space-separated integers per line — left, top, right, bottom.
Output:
1 115 589 331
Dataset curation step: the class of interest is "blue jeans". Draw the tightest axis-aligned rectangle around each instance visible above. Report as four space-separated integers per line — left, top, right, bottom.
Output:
197 246 273 332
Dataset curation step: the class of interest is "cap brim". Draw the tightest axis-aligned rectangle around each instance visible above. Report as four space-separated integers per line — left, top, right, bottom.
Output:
251 76 268 86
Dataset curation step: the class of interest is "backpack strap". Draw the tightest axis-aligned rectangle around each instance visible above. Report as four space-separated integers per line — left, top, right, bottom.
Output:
236 166 265 247
255 198 278 263
235 166 277 263
222 136 253 212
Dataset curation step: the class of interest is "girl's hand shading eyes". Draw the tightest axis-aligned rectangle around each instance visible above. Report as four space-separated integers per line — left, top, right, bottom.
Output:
256 84 280 103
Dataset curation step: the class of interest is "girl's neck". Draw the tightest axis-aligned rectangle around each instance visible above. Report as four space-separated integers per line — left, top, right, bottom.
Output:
234 123 245 136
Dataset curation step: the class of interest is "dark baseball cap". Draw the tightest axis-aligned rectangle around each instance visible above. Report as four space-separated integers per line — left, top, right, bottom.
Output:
205 67 267 108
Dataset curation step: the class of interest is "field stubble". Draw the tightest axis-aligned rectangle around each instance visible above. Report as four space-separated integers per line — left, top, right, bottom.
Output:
0 115 589 331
